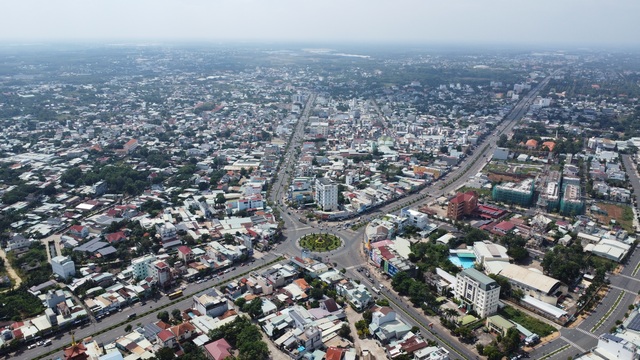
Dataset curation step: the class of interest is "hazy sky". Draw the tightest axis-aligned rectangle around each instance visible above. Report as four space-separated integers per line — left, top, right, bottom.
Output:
2 0 639 46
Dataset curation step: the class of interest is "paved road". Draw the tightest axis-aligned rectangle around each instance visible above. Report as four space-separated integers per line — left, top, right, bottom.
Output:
15 253 284 360
17 74 560 360
527 156 640 359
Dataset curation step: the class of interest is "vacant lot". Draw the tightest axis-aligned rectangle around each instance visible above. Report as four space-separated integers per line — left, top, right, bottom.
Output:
500 306 556 337
592 202 634 232
487 172 530 183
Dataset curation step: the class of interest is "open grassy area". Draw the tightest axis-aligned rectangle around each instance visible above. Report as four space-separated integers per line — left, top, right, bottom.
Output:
458 186 491 199
592 202 635 232
484 162 510 173
500 306 556 337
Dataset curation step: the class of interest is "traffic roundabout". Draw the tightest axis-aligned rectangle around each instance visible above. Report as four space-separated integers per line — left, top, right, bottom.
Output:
298 233 343 252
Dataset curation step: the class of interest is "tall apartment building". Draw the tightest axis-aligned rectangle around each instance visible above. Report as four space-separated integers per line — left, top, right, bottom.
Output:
148 260 172 288
537 171 562 212
560 184 584 216
447 191 478 220
315 177 338 211
131 254 157 280
491 178 535 207
454 268 500 318
51 255 75 280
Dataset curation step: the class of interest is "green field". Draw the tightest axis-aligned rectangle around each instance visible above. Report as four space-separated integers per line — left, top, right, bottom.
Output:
500 306 556 337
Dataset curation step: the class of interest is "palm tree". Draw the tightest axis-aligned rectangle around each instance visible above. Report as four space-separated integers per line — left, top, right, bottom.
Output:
444 308 458 321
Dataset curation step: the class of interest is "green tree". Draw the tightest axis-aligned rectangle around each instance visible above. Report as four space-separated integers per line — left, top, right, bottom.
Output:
234 297 247 309
171 308 182 322
483 344 504 360
153 347 176 360
43 183 57 196
363 310 373 325
244 298 263 319
541 243 585 284
238 340 269 360
223 233 235 244
310 287 324 300
392 271 412 295
338 323 352 341
497 134 508 148
216 193 226 206
501 327 521 356
157 310 169 323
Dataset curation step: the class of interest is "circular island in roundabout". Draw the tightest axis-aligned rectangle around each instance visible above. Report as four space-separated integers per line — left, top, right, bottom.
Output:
298 233 343 252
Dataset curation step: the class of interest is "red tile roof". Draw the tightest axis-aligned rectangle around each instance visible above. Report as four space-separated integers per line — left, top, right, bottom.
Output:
105 231 126 243
177 245 192 255
326 347 344 360
494 221 515 232
157 329 175 342
204 338 232 360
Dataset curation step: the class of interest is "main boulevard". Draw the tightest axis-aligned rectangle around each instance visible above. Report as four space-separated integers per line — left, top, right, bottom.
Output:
22 72 613 360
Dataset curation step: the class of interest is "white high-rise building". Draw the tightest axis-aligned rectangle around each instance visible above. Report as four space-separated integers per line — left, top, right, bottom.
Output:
131 254 157 280
315 177 338 211
51 256 75 280
454 268 500 318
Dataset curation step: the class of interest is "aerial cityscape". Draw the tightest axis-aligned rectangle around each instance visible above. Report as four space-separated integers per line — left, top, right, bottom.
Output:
1 2 640 360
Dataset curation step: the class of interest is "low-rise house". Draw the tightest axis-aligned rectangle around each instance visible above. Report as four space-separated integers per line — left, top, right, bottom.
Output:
413 345 450 360
204 338 233 360
336 279 372 311
193 291 229 318
368 306 411 344
5 234 31 251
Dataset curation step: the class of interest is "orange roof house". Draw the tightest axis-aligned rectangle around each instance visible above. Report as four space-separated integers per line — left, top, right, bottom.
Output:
542 141 555 152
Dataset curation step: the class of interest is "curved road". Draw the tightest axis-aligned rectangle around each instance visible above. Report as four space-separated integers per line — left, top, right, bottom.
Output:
268 74 558 359
20 74 557 360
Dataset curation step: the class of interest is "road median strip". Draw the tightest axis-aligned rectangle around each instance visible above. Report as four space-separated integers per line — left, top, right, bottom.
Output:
591 290 625 332
539 344 571 360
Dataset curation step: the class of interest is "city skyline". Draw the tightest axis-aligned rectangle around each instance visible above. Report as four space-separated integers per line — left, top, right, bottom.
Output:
1 0 639 47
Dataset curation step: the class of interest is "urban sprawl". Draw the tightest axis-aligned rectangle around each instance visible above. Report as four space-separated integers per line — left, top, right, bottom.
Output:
0 46 640 360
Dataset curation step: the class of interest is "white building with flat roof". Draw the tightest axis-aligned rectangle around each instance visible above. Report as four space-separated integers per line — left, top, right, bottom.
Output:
315 177 338 211
193 292 229 318
51 255 75 280
455 268 500 318
592 334 638 360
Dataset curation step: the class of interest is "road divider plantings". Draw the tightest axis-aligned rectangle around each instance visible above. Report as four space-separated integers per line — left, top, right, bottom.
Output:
591 291 625 332
633 259 640 277
539 344 570 360
34 257 284 360
299 233 342 252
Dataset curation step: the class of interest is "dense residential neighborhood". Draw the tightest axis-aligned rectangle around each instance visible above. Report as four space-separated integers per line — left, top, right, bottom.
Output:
0 45 640 360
